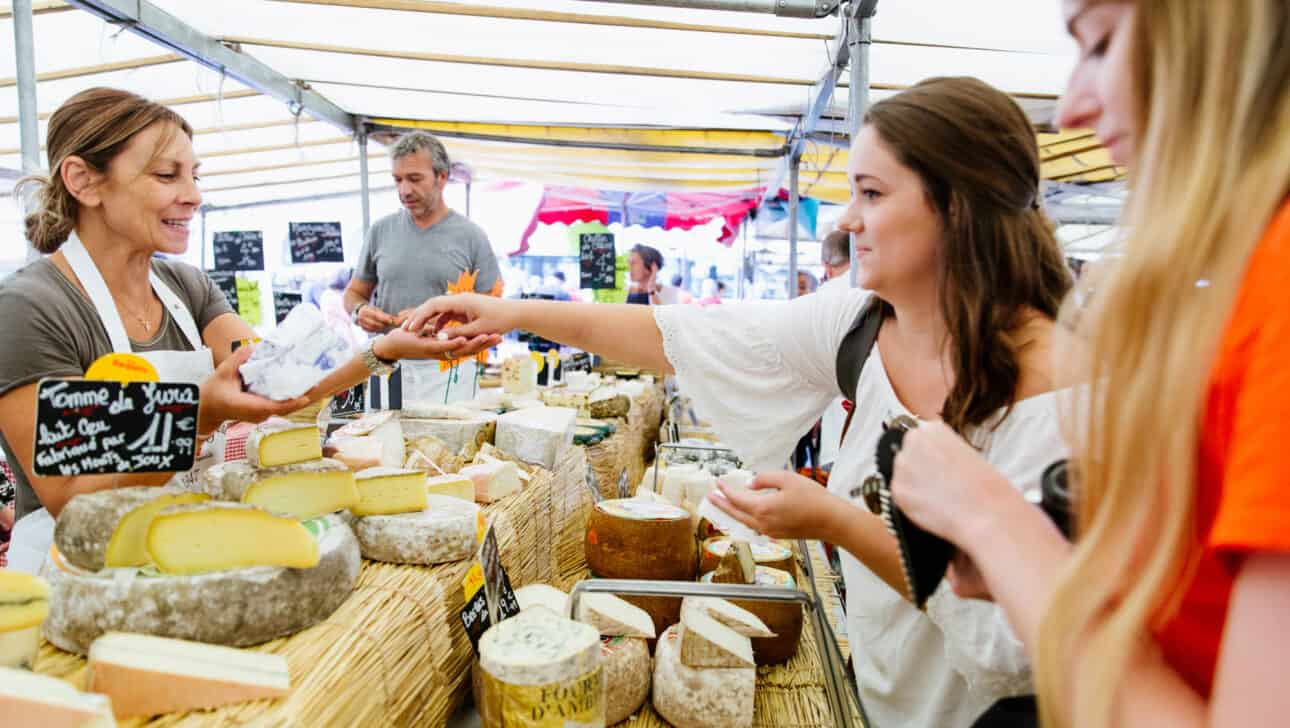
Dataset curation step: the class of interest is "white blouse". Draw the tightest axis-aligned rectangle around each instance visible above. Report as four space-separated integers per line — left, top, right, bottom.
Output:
655 284 1067 728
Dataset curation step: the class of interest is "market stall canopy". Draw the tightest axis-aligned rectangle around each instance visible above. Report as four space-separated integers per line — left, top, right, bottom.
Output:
1 0 1119 210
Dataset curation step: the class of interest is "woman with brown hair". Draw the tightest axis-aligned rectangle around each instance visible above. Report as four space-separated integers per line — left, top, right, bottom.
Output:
0 88 498 573
891 1 1290 725
404 76 1072 727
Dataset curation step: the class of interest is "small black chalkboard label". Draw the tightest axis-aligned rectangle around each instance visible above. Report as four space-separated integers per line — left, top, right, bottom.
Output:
481 525 521 622
579 232 616 290
207 272 239 311
272 290 303 325
213 230 265 271
460 581 491 654
288 222 344 264
331 382 366 417
567 352 593 374
33 379 200 476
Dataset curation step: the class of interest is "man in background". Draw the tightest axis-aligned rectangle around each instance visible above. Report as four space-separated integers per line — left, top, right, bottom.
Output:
345 131 500 401
819 228 851 289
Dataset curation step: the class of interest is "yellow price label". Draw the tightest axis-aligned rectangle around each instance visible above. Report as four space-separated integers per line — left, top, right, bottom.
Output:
84 353 159 383
462 561 485 601
529 351 545 374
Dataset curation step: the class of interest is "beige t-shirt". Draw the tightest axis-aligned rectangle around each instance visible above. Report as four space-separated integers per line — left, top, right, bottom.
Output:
0 257 233 521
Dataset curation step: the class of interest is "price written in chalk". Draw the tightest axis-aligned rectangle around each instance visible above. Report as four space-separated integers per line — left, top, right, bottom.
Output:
212 230 264 271
288 221 344 264
33 379 200 476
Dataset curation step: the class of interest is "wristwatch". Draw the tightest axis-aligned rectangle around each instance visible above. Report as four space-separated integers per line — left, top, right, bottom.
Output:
350 302 366 324
360 336 398 377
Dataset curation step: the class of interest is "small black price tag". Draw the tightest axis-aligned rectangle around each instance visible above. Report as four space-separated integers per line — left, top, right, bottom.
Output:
579 232 616 290
272 290 303 325
330 382 366 417
208 271 239 310
460 575 491 655
567 352 593 374
33 379 200 476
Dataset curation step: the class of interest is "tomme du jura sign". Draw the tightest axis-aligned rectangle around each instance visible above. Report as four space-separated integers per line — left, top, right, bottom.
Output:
579 232 616 290
33 379 200 476
288 222 344 264
212 230 265 271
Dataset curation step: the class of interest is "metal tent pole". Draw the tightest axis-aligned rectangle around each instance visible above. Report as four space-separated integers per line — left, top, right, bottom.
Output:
738 219 748 300
848 0 878 289
13 0 41 260
788 154 800 298
358 121 372 242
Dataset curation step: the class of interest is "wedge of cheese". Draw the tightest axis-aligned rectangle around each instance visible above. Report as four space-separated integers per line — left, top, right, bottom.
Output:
458 461 522 504
575 592 656 639
494 406 577 469
328 436 384 472
242 461 358 520
0 571 49 670
680 597 775 639
424 473 475 502
332 412 405 469
87 632 290 719
352 468 428 516
146 504 321 575
54 487 210 571
679 606 755 668
0 667 115 728
514 584 570 616
245 422 321 468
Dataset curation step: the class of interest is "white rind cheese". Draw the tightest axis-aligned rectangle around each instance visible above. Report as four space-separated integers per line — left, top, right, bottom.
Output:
424 473 474 501
0 666 116 727
601 636 651 725
354 495 480 565
576 592 656 639
678 610 755 668
500 356 538 395
680 597 775 639
515 584 570 617
87 632 290 719
245 422 321 468
333 412 406 469
494 406 577 469
41 514 360 655
400 413 497 458
459 461 522 504
652 624 754 728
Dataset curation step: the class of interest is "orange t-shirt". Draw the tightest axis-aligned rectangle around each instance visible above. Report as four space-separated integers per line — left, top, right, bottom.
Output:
1155 198 1290 696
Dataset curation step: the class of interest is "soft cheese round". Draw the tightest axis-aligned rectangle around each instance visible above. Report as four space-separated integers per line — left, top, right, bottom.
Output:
354 495 480 565
652 624 754 728
41 514 360 655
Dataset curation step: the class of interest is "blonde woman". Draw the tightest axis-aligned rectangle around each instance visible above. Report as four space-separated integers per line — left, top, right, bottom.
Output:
0 88 498 573
891 1 1290 726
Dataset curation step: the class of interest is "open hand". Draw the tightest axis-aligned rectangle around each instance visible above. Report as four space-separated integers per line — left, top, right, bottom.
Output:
707 470 842 541
402 293 516 339
376 327 502 362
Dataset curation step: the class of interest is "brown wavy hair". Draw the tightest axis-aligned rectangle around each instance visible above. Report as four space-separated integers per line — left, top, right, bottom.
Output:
18 87 193 253
865 77 1073 432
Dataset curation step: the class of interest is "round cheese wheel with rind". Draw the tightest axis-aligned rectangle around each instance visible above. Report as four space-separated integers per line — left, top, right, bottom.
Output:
702 566 803 665
652 624 753 728
602 636 651 724
699 537 795 575
40 514 360 655
354 495 479 565
585 499 696 581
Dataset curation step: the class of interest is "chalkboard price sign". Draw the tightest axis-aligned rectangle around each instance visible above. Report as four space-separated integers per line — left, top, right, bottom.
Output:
579 232 616 290
331 382 366 417
33 379 200 476
212 230 265 271
288 222 344 264
208 272 239 311
273 290 303 325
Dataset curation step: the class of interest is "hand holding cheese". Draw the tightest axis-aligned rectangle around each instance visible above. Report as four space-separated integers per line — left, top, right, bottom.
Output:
709 469 840 542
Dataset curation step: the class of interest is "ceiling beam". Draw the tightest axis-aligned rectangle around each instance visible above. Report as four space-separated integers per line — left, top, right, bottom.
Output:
0 88 261 125
65 0 355 132
0 0 73 19
0 54 182 88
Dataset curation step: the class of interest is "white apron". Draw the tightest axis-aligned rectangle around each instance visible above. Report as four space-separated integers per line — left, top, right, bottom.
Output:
400 358 478 405
7 232 215 574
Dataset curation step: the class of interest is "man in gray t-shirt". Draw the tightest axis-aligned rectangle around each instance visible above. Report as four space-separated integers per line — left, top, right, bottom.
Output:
345 131 500 333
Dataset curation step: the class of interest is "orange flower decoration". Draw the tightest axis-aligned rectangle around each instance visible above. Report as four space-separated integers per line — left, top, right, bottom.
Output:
438 270 504 370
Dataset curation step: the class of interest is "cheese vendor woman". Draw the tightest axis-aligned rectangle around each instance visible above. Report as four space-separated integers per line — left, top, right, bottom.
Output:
0 88 500 575
405 77 1072 727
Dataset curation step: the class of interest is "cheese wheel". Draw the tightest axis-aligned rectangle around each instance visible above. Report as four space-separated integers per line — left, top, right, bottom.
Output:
701 566 803 665
585 499 697 581
602 636 651 725
354 495 481 565
699 537 795 575
477 608 605 728
53 486 210 572
41 513 360 655
652 624 753 728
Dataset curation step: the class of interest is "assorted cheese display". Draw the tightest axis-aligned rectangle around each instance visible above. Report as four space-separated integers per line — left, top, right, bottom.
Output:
86 632 291 719
0 571 49 669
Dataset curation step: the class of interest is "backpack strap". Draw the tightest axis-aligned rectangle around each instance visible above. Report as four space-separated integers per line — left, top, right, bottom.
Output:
835 297 884 444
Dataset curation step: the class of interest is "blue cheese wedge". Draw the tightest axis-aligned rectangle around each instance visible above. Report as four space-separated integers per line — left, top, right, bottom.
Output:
477 608 604 727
